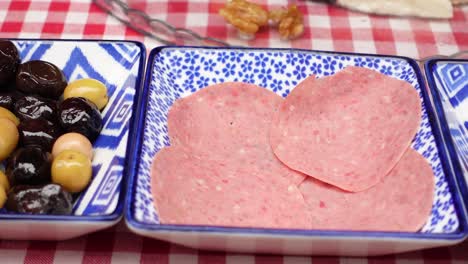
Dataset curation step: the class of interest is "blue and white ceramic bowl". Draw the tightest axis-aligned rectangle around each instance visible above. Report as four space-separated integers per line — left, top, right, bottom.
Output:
0 39 145 240
425 59 468 227
126 46 468 256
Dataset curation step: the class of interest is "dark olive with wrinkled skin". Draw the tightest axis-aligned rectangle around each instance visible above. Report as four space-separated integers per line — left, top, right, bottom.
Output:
19 118 62 151
6 184 72 214
0 91 15 111
6 146 52 186
59 97 102 142
14 95 57 121
0 40 20 87
0 89 25 111
16 60 67 99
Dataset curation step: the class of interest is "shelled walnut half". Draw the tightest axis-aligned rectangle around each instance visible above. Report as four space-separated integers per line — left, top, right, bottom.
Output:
219 0 269 39
269 5 304 40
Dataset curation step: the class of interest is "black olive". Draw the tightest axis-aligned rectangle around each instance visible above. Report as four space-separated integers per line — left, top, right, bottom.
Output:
59 97 103 142
18 118 62 151
14 95 57 121
0 40 20 87
0 91 16 111
6 146 52 186
6 184 73 215
0 89 27 112
16 60 67 99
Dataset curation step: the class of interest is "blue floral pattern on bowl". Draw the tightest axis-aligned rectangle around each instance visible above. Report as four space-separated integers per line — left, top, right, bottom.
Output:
133 47 459 233
0 40 144 217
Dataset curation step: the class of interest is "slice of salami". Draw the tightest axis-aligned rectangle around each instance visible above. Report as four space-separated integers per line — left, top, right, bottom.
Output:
271 66 422 191
299 148 434 232
168 82 305 185
151 146 312 229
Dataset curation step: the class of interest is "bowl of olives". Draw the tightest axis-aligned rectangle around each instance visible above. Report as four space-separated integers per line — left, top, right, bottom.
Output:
0 39 145 240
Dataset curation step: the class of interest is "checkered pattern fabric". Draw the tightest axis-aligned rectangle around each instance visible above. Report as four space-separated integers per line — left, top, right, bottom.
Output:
0 222 467 263
1 0 467 58
1 0 468 263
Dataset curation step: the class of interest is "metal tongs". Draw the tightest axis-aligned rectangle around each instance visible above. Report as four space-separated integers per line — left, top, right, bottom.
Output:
92 0 230 46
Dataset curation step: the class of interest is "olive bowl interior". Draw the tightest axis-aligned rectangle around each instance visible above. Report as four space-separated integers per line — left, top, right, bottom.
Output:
0 38 146 222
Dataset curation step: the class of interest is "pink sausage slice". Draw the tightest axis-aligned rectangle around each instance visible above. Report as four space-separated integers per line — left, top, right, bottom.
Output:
151 146 312 229
168 82 281 157
299 148 434 232
271 66 422 191
168 82 305 185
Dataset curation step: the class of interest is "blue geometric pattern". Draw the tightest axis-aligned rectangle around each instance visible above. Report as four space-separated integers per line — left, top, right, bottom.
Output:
433 61 468 187
438 63 468 107
9 40 143 217
134 47 459 234
98 43 141 70
79 157 124 215
448 123 468 169
62 48 106 90
14 41 52 62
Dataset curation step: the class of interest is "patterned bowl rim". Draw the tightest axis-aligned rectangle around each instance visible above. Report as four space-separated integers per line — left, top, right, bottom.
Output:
425 58 468 221
0 38 147 222
125 45 468 241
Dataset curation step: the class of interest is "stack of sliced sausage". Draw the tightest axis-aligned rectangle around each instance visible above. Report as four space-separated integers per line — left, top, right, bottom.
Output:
151 66 434 232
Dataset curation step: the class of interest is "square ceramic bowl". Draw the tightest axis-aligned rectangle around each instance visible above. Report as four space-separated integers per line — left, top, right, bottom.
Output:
125 46 468 256
425 58 468 222
0 39 146 240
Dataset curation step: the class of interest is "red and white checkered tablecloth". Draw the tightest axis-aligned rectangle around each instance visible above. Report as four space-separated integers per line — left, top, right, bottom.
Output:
1 0 468 263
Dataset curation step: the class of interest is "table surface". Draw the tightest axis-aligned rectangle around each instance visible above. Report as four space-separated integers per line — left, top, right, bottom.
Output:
1 0 468 263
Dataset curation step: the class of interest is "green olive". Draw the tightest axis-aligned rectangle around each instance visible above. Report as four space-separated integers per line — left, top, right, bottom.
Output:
0 118 19 161
52 132 93 160
0 170 10 192
0 187 6 208
51 150 92 193
0 106 19 126
63 78 109 110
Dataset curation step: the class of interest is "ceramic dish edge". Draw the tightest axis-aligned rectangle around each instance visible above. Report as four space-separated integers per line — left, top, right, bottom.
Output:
0 38 147 240
124 46 468 256
424 59 468 221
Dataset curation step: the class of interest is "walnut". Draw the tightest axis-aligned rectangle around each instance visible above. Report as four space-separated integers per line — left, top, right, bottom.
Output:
268 9 285 26
219 0 269 37
269 5 304 40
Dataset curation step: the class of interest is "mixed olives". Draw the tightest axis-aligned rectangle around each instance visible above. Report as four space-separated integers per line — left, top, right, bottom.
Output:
0 40 109 214
59 97 103 142
19 118 61 151
16 60 67 99
0 118 19 161
14 95 58 121
7 146 52 186
52 150 92 193
0 91 16 111
0 106 20 126
0 40 20 87
6 184 73 214
63 78 109 110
